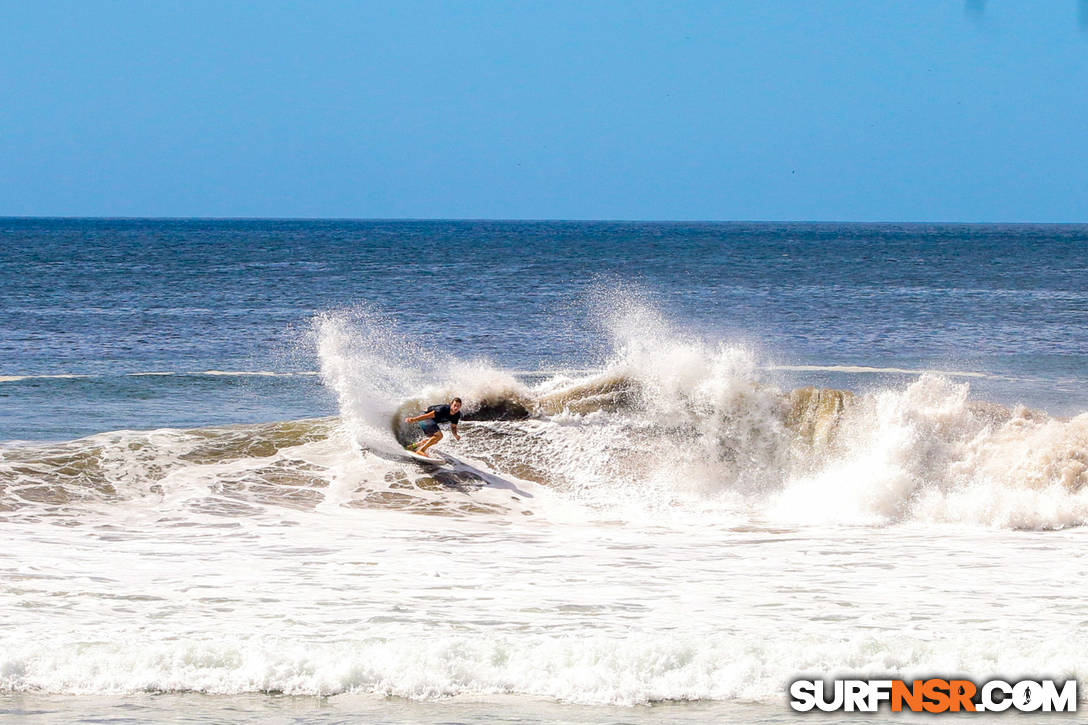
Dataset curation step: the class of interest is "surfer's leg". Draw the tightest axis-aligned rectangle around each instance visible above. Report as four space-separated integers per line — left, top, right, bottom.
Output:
417 431 442 456
414 419 441 454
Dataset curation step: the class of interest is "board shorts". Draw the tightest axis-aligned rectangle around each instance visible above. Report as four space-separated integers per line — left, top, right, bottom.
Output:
418 419 440 436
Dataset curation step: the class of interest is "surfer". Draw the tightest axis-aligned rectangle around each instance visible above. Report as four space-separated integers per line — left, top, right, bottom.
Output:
404 397 462 458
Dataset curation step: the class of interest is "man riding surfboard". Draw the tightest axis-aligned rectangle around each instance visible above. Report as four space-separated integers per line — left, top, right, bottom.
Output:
404 397 462 458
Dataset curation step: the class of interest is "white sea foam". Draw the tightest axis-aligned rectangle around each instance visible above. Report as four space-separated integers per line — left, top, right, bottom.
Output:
4 628 1083 703
2 510 1086 704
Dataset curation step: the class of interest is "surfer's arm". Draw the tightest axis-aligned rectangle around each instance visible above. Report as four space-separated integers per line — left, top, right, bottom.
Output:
404 411 436 423
451 423 460 440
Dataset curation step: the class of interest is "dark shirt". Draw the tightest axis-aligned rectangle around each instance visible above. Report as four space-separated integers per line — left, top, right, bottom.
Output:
427 404 461 425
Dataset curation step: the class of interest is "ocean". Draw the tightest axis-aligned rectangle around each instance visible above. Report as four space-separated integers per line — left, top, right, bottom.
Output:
2 218 1087 723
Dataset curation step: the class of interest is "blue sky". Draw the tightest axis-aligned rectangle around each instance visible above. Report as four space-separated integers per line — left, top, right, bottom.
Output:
1 1 1086 221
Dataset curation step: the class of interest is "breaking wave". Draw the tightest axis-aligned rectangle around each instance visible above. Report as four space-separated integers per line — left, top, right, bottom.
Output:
3 306 1087 530
2 303 1086 529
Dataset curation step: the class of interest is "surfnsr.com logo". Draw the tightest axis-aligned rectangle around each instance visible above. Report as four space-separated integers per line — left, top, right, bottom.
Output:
789 678 1077 713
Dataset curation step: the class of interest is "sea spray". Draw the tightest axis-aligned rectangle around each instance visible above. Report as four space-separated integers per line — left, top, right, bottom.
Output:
771 375 1088 528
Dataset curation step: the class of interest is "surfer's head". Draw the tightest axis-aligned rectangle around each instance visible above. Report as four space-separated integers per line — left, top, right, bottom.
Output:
450 397 462 414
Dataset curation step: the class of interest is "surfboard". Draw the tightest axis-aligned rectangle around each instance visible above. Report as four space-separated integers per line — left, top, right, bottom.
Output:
401 448 448 465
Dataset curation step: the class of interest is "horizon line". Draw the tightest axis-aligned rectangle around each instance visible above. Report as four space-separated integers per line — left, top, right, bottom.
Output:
2 215 1087 225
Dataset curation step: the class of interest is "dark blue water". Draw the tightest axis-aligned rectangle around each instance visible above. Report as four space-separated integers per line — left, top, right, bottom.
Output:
3 218 1086 439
